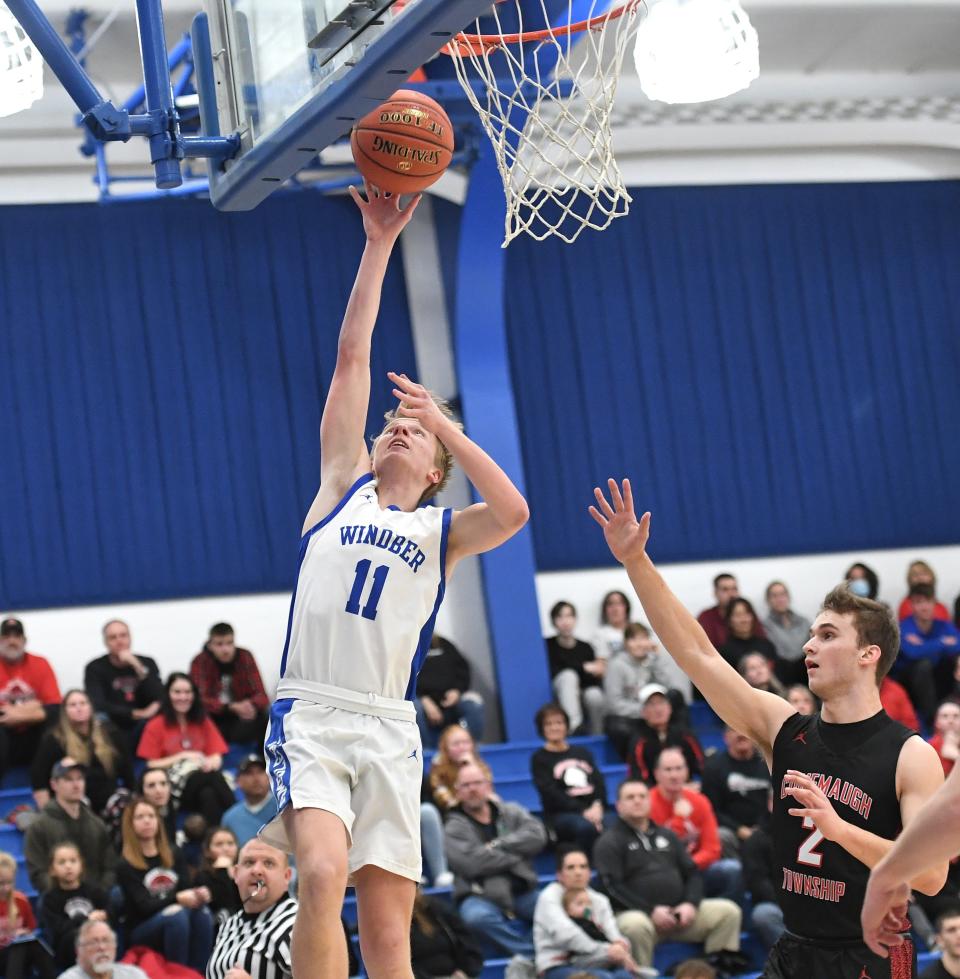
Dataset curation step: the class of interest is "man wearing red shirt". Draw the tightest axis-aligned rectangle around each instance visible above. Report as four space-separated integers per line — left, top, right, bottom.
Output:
648 746 743 904
0 617 61 775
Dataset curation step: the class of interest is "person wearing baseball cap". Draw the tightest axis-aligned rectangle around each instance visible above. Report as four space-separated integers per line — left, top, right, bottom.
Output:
223 755 278 846
0 616 61 777
628 683 704 786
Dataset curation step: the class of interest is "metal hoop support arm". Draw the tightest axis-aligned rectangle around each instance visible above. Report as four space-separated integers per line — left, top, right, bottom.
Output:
5 0 239 190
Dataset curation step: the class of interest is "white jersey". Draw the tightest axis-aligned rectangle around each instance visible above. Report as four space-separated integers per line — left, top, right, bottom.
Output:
276 473 451 717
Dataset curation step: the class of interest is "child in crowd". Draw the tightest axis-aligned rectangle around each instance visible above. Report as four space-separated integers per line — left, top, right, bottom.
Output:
0 851 55 979
193 826 242 928
786 684 816 715
737 652 787 699
39 842 110 970
551 888 639 979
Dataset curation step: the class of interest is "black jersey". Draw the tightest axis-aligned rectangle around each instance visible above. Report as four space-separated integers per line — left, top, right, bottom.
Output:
771 709 915 941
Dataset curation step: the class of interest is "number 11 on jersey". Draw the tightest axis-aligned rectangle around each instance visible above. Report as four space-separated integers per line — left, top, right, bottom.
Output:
345 559 390 620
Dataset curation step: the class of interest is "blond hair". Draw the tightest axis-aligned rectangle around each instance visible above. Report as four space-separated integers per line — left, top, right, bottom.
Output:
54 689 119 777
374 394 463 505
429 726 492 811
0 852 19 926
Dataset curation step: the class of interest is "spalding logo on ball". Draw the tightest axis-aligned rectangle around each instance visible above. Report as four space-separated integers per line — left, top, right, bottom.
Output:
350 90 454 195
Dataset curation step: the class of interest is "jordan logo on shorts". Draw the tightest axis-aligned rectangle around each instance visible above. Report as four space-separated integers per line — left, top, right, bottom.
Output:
857 967 871 979
408 748 418 760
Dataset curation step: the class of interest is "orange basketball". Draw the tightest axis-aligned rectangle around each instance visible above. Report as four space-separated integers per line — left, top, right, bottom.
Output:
350 90 454 195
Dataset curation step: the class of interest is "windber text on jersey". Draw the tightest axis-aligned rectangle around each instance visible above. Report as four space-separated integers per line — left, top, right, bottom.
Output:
340 524 428 572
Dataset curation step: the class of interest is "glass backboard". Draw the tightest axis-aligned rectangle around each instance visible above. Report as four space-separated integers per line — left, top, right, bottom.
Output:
199 0 492 211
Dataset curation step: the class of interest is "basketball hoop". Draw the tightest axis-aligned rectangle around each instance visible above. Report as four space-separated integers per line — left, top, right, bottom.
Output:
444 0 647 246
0 1 43 119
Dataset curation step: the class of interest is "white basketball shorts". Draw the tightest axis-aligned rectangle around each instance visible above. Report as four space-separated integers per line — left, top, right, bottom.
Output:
260 693 424 882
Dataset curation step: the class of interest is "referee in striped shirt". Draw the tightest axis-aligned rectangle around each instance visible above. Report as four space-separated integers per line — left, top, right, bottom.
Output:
206 839 297 979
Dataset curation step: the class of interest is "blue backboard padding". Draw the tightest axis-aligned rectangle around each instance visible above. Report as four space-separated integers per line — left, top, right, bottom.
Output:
498 181 960 570
0 195 417 609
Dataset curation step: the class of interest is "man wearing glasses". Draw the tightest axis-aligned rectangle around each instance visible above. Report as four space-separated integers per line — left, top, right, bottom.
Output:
60 921 148 979
444 762 548 957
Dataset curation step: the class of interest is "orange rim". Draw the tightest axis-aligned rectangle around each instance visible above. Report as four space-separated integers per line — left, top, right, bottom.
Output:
444 0 644 56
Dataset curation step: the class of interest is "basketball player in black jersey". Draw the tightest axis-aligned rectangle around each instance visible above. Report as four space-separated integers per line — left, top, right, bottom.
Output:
588 478 948 979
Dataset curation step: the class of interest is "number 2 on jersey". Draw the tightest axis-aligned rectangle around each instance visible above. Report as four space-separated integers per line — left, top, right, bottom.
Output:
345 559 390 620
797 815 825 868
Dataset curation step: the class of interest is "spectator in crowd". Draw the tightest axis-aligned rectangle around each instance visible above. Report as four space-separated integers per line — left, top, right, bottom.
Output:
675 961 717 979
38 842 109 970
628 684 704 785
193 826 242 928
444 762 547 957
648 748 743 903
546 601 605 735
531 704 610 856
897 583 960 723
899 560 951 623
737 652 787 699
59 919 149 979
592 591 632 660
0 850 56 979
223 754 278 847
718 599 778 673
929 701 960 777
419 784 454 888
137 768 177 845
920 906 960 979
604 622 679 759
117 797 213 972
427 726 492 813
701 726 771 857
845 562 879 600
32 689 133 816
593 780 742 973
25 759 117 893
410 890 483 979
879 674 920 732
533 846 642 979
84 620 163 747
762 581 810 685
0 616 61 775
697 575 763 650
415 633 485 748
739 826 784 950
137 672 235 827
786 684 816 716
189 622 269 745
207 839 303 979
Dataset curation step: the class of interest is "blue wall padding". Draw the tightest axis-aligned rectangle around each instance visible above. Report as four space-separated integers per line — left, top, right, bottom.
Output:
0 195 417 608
500 181 960 569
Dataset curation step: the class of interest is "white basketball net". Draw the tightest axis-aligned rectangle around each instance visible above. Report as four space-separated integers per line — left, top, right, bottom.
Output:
447 0 646 246
0 1 43 119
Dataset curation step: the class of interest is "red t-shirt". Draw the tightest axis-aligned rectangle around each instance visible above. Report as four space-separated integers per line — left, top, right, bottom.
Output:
879 676 920 733
649 786 722 870
0 653 61 707
136 715 229 759
928 734 956 777
898 597 950 622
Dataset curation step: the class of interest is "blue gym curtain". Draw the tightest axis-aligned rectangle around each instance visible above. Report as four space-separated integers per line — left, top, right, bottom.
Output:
0 195 417 608
502 181 960 570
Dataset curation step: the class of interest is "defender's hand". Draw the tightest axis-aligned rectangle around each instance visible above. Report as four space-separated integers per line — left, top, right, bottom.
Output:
349 183 421 243
862 865 910 958
589 478 650 566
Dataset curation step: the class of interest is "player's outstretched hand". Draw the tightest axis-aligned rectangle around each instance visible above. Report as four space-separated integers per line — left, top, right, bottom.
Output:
348 181 421 243
388 372 449 437
589 478 650 566
862 867 911 958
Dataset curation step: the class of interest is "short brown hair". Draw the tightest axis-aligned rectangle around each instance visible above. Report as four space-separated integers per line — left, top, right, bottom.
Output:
624 621 651 641
376 395 463 505
675 960 717 979
820 585 900 685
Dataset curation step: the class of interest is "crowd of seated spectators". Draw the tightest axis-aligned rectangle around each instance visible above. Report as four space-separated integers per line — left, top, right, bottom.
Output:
1 554 960 979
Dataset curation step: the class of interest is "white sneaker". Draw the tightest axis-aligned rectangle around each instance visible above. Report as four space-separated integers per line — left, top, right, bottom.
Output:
433 871 454 888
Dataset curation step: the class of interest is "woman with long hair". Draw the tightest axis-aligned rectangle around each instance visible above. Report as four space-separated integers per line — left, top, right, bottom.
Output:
136 673 235 826
427 725 492 813
117 798 213 972
31 689 133 815
591 590 632 660
193 826 242 928
718 598 779 672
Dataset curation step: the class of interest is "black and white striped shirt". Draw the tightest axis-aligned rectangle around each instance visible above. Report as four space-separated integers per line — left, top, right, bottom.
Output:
206 896 297 979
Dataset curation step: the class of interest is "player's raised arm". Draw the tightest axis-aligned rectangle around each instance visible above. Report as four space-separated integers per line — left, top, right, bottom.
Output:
588 478 793 759
386 373 529 567
302 185 421 534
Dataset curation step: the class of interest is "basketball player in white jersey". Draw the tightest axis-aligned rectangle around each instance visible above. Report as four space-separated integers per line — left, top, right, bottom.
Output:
260 184 529 979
